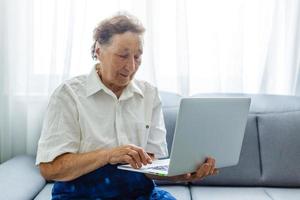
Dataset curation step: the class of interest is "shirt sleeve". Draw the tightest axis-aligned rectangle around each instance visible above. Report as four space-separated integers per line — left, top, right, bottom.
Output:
145 88 169 159
35 84 81 165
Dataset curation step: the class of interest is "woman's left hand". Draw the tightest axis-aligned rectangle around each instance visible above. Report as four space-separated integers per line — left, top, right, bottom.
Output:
169 157 219 182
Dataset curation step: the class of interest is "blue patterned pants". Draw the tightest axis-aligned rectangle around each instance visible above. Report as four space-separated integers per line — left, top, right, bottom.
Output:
52 164 176 199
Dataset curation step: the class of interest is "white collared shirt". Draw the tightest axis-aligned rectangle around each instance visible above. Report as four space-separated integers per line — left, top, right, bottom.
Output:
36 66 168 165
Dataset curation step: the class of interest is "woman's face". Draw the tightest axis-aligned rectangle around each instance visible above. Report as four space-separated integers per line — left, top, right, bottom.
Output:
96 31 143 89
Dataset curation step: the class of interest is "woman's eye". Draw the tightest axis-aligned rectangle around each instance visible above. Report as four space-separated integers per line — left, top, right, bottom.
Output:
118 55 128 59
117 54 141 60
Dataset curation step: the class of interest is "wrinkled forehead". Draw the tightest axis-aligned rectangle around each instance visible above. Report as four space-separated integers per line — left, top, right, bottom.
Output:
107 32 143 53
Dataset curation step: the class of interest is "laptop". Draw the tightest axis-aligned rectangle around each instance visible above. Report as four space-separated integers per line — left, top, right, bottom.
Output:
117 97 251 176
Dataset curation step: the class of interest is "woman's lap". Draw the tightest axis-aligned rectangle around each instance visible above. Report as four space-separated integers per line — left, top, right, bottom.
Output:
51 164 176 200
52 187 176 200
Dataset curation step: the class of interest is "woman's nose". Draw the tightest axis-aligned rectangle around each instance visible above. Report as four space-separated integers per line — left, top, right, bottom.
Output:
126 56 136 72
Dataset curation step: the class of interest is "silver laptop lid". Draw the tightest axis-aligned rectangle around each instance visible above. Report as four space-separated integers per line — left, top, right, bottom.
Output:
167 97 251 176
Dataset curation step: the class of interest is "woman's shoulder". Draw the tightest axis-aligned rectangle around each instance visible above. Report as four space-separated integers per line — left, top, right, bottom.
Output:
52 74 88 97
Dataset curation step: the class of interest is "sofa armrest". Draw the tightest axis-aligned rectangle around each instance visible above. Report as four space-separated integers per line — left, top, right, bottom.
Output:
0 155 46 200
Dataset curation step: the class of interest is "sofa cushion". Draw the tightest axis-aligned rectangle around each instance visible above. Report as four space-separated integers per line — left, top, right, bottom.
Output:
264 188 300 200
191 115 262 186
163 107 179 154
258 111 300 187
34 183 53 200
34 183 191 200
0 155 46 200
190 186 272 200
160 91 182 108
190 93 300 113
160 186 191 200
160 91 181 154
249 95 300 113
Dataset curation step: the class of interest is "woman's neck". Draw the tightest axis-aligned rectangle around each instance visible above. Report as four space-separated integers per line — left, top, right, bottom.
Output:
96 64 125 98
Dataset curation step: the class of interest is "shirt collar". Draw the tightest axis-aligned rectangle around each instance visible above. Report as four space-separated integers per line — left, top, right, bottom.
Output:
86 65 144 99
120 80 144 100
86 65 109 97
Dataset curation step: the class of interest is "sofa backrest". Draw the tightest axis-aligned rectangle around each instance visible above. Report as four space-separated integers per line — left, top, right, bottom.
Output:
159 92 300 187
253 95 300 187
159 92 182 155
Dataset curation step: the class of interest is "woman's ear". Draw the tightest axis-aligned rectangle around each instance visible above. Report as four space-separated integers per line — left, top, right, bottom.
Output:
95 42 102 61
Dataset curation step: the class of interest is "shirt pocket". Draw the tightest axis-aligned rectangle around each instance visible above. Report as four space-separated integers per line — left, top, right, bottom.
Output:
131 121 151 148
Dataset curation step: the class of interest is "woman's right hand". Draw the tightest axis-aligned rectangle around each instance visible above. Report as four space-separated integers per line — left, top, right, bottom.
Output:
107 144 153 169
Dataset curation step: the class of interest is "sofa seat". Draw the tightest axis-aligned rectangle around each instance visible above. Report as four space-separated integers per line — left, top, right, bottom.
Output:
0 156 45 200
34 184 53 200
190 186 300 200
34 184 300 200
263 188 300 200
34 183 191 200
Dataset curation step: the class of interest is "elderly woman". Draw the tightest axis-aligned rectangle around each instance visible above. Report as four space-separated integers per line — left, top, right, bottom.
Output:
36 13 218 199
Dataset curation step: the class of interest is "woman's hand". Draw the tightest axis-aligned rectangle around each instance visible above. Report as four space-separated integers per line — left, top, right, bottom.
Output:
107 144 153 169
168 157 219 182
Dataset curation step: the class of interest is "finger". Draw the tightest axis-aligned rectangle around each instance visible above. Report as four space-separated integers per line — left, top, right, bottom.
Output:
135 147 151 165
208 157 216 175
123 155 137 168
205 157 215 176
202 163 212 177
129 145 151 165
206 157 214 162
209 165 216 175
146 152 154 163
128 149 143 168
207 157 215 167
123 155 138 169
212 168 219 175
196 163 209 179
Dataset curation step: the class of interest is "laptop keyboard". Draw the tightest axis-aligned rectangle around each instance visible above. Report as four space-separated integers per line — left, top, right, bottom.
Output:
147 165 169 172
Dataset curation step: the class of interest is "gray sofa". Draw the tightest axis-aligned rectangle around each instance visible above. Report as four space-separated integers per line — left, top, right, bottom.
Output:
1 92 300 200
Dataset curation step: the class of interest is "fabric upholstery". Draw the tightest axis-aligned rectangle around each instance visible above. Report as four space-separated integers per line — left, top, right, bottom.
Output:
159 186 191 200
0 155 46 200
258 111 300 187
264 188 300 200
159 91 181 108
190 186 272 200
190 93 300 113
160 91 181 154
34 184 54 200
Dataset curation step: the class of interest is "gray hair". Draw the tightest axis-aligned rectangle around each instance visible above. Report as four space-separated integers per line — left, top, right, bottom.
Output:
91 13 145 60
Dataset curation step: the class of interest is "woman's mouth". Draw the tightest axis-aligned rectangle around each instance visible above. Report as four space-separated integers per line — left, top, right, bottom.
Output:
120 73 129 78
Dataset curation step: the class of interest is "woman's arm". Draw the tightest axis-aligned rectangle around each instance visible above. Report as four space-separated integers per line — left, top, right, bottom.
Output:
39 144 152 182
39 149 109 182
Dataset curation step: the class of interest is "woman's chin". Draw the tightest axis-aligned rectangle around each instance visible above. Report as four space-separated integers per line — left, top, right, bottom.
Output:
118 77 132 86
